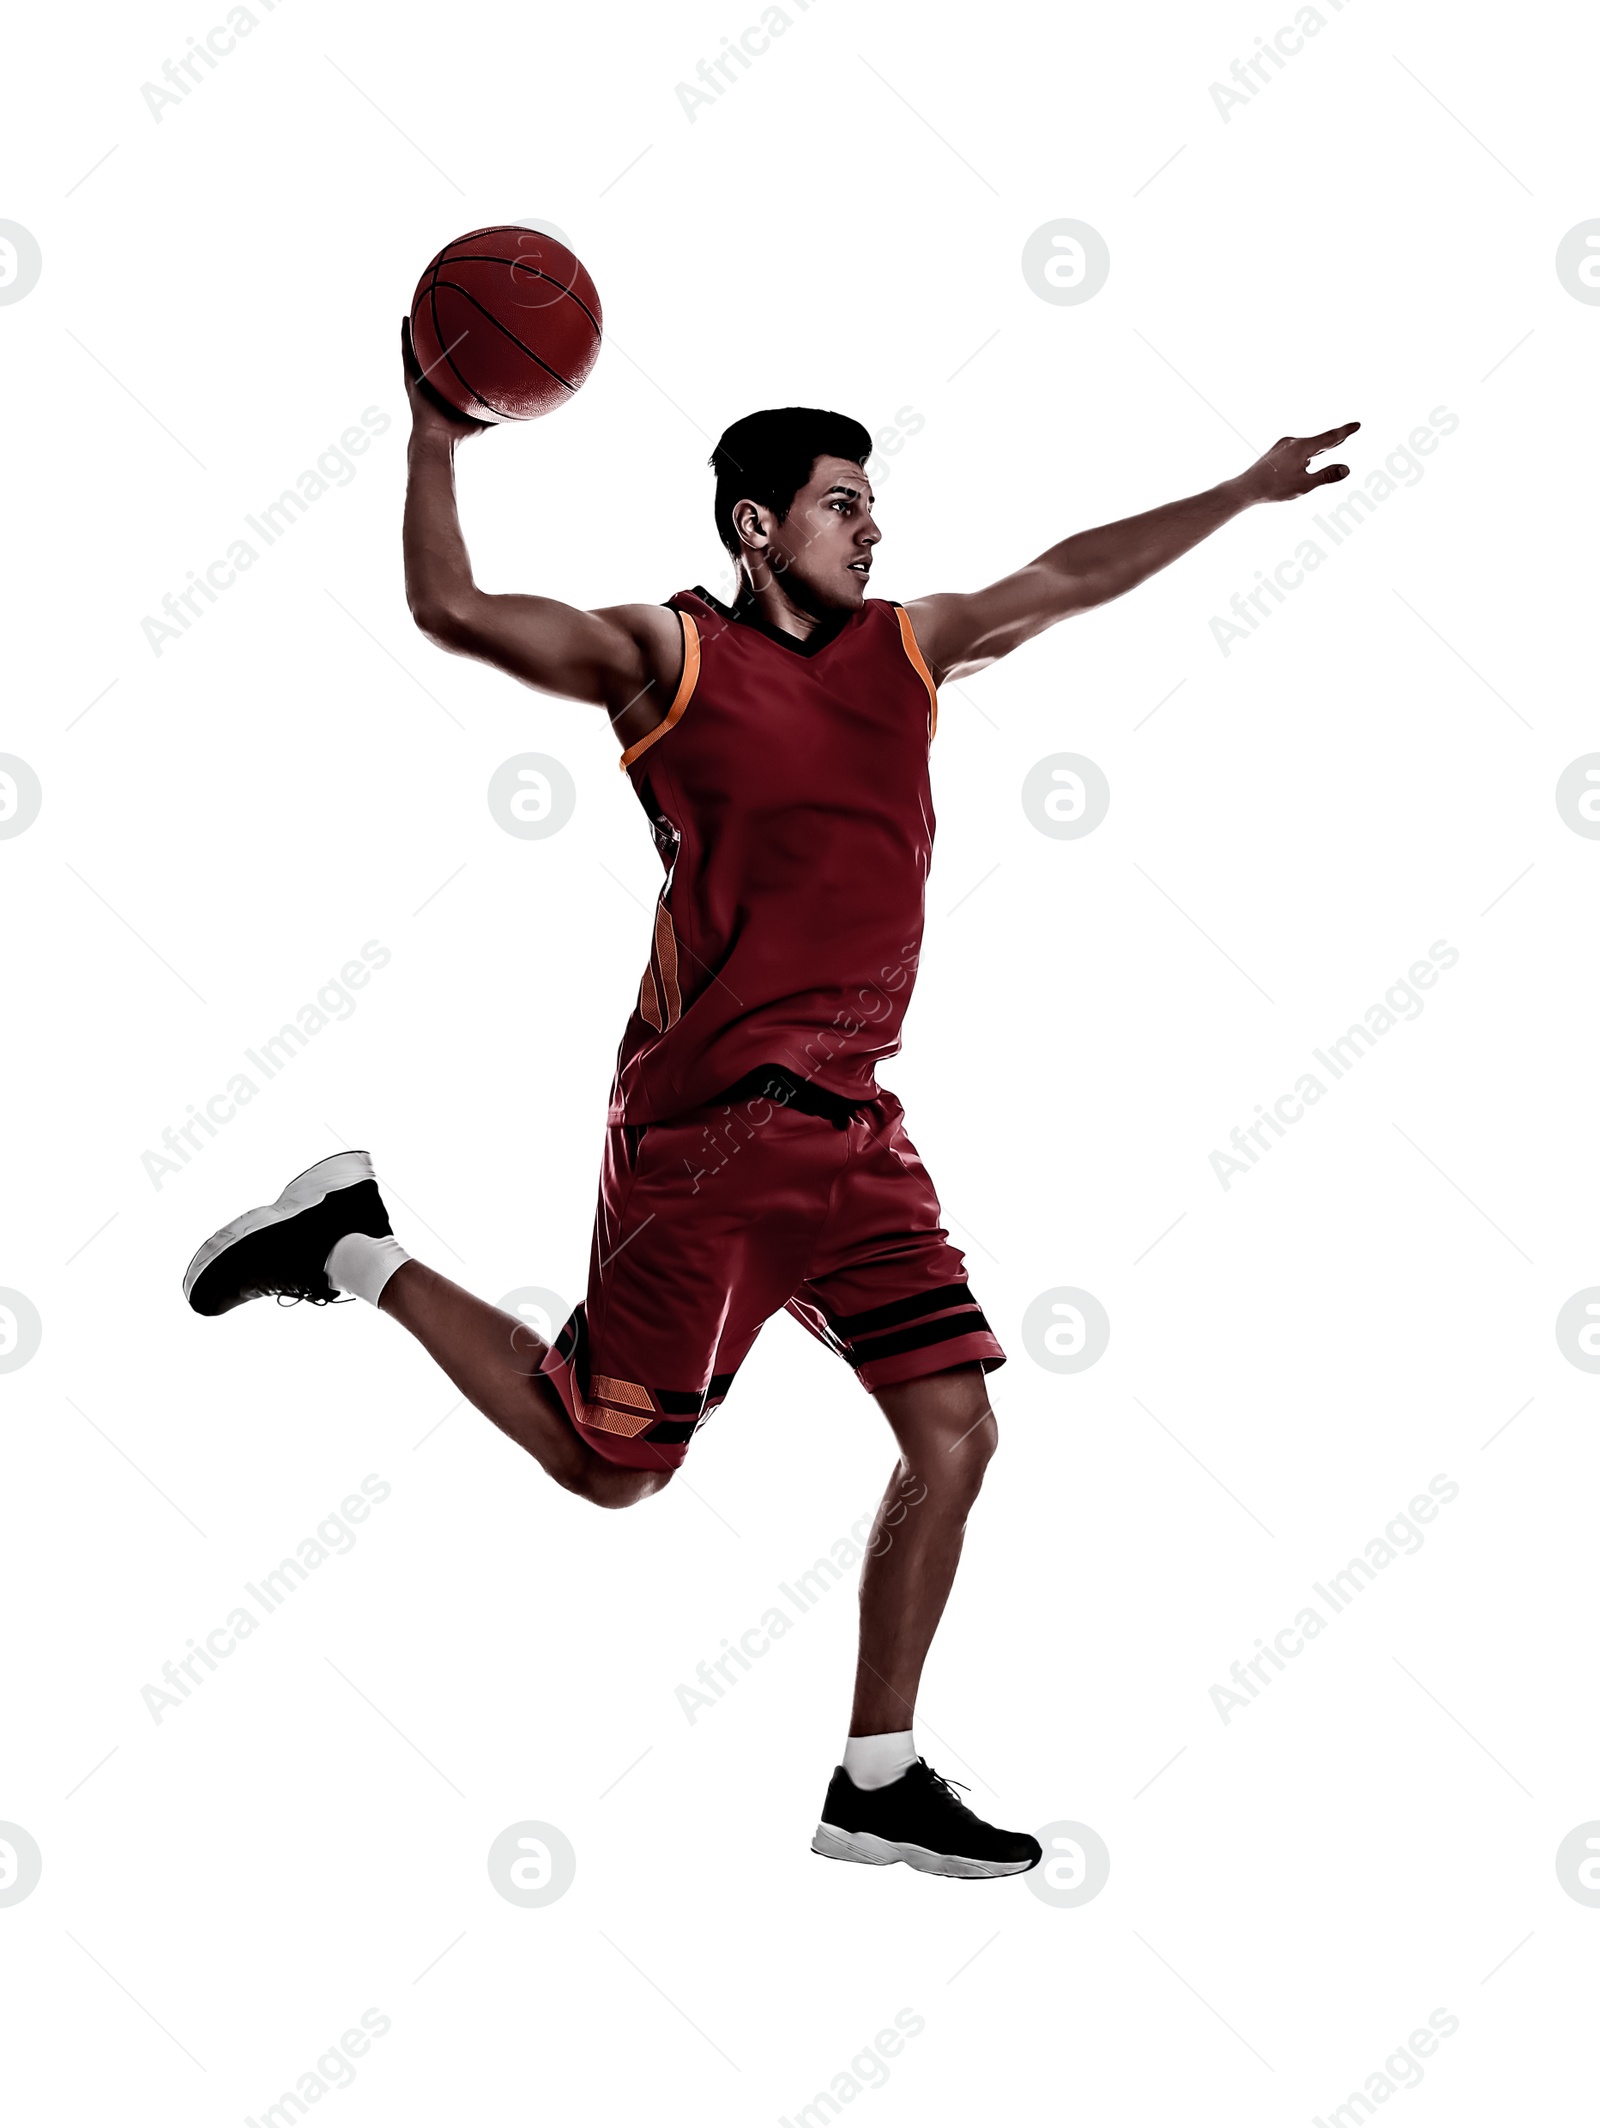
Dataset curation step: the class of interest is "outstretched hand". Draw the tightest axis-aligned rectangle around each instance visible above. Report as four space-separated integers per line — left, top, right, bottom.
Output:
400 318 489 439
1239 422 1361 504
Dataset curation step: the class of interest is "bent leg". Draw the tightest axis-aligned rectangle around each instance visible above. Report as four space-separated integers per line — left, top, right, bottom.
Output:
380 1263 670 1509
850 1363 997 1736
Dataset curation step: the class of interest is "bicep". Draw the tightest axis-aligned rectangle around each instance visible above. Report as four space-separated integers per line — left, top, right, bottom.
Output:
906 565 1070 685
423 592 658 708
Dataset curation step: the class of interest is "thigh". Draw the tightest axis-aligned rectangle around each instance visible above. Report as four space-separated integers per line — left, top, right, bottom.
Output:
541 1101 843 1468
788 1094 1009 1394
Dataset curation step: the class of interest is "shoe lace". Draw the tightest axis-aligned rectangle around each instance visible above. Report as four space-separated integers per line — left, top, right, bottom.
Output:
272 1287 355 1308
918 1761 977 1815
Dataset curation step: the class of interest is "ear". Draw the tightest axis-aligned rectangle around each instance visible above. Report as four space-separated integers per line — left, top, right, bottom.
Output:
732 497 771 551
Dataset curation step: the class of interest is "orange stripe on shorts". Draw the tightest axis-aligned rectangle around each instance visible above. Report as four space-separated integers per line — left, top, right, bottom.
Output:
582 1401 658 1439
591 1374 654 1411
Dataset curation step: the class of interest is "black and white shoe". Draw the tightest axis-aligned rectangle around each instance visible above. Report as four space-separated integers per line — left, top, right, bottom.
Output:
811 1759 1042 1879
183 1151 392 1317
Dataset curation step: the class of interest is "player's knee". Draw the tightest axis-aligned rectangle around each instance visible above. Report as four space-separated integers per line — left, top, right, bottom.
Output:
932 1406 998 1499
572 1462 674 1509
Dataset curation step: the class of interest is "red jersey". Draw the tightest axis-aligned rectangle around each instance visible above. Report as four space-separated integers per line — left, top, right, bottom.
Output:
608 585 940 1124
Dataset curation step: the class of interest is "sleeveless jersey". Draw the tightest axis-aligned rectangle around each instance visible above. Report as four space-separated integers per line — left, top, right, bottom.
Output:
607 585 940 1124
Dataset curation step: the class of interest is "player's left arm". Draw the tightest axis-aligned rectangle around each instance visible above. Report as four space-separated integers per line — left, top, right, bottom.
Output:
905 423 1360 684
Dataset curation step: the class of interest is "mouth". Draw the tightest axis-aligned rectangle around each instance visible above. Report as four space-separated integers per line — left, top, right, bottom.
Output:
847 559 871 577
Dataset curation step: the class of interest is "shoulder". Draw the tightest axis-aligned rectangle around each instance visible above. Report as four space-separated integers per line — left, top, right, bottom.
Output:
892 594 969 688
866 594 926 642
589 601 686 687
591 601 686 656
870 597 938 686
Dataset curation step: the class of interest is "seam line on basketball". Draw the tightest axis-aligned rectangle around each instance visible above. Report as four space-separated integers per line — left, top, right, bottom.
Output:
423 253 602 338
426 268 502 420
427 278 582 402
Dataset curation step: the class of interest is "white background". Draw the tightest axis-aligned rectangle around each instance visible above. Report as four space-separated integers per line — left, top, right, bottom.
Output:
4 0 1598 2120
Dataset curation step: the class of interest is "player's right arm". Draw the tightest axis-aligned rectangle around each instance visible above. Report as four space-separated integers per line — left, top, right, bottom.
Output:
400 326 679 744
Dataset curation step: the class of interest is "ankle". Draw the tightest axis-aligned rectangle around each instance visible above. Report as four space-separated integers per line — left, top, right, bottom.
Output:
842 1729 917 1790
325 1231 412 1307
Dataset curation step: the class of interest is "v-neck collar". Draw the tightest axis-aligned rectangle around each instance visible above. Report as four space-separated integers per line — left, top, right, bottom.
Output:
688 584 857 659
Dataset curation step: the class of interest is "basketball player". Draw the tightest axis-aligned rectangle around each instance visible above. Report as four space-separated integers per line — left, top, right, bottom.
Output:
184 326 1356 1877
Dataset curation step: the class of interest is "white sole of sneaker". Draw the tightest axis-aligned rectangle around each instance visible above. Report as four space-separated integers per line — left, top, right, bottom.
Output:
810 1823 1034 1878
182 1150 375 1302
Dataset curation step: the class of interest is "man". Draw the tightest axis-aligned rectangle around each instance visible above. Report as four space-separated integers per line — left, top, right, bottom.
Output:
184 326 1356 1877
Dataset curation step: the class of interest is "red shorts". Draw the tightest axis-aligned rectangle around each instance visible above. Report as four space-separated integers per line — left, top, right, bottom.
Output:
537 1088 1005 1470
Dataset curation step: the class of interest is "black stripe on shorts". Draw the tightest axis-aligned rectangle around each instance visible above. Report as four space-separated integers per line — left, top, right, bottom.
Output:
655 1369 737 1418
643 1418 698 1446
827 1282 977 1341
844 1309 994 1368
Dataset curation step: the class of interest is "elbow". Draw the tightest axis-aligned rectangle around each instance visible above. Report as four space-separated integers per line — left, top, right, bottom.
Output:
409 593 472 649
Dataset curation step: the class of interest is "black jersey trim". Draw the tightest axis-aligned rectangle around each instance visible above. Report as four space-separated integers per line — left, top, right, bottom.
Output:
684 585 857 659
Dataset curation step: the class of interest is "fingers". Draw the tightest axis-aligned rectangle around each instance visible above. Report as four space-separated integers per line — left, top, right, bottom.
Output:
1309 462 1351 487
397 319 487 432
1305 420 1361 456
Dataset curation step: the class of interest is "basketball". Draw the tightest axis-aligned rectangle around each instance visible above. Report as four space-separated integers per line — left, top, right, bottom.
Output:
409 225 603 423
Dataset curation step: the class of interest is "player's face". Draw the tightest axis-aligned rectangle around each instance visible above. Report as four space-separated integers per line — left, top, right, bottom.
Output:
771 456 881 612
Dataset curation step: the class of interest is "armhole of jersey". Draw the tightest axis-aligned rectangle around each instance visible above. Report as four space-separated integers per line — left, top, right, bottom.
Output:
893 604 939 740
620 609 701 769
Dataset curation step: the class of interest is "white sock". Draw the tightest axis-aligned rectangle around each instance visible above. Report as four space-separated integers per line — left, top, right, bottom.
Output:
842 1730 917 1790
325 1232 412 1307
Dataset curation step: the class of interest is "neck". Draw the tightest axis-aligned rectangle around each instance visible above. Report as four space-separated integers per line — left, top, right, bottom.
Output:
733 569 838 643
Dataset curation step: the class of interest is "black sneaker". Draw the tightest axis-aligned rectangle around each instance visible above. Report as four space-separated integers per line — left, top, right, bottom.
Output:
811 1759 1042 1879
183 1151 393 1317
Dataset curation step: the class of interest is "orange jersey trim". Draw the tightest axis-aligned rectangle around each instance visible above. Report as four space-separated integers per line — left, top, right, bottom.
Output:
654 902 682 1025
620 609 701 768
893 605 938 740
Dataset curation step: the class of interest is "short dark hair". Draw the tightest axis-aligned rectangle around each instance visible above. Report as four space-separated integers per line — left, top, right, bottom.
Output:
709 407 873 559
